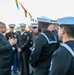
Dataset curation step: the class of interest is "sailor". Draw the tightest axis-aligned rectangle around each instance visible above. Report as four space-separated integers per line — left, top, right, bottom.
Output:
5 24 18 74
48 20 60 48
18 23 31 75
29 16 58 75
49 17 74 75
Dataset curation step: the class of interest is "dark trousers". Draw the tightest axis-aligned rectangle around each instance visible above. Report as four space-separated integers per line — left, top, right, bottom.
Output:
18 51 31 75
34 67 49 75
0 67 11 75
13 52 18 73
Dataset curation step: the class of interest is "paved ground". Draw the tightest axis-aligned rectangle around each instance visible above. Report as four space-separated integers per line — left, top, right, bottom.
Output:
11 72 18 75
11 64 34 75
11 71 21 75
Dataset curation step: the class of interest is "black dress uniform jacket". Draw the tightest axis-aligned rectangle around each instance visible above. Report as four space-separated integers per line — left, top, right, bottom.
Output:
0 33 13 69
52 31 60 49
5 32 18 52
30 30 58 75
20 31 32 51
49 40 74 75
18 31 32 75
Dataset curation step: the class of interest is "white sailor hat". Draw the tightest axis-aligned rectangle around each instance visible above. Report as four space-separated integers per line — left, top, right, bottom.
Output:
9 24 16 28
28 22 38 28
57 17 74 25
30 22 37 25
19 23 26 27
31 25 38 29
37 16 50 23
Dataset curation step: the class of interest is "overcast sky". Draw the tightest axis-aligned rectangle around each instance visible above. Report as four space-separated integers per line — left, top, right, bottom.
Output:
0 0 74 26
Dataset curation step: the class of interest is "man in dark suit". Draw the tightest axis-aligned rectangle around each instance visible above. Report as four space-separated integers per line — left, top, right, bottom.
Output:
0 22 17 75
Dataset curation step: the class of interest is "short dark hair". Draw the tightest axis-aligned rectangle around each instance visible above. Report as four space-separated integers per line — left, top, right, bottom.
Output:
38 21 49 29
0 22 5 27
60 24 74 38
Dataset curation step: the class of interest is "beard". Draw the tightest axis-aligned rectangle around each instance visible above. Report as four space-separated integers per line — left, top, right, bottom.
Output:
58 31 63 41
38 27 41 32
59 34 62 41
58 30 63 41
2 30 6 33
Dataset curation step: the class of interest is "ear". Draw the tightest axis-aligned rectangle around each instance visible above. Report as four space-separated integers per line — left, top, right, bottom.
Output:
61 27 66 34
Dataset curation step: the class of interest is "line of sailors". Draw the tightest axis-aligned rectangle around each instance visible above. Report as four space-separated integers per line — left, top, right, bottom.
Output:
4 16 74 75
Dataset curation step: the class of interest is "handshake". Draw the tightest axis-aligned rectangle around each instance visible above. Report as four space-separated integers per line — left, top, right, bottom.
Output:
8 37 17 46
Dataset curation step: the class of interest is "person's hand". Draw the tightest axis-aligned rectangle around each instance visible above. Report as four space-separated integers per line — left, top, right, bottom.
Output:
18 47 21 52
14 38 17 44
9 38 17 46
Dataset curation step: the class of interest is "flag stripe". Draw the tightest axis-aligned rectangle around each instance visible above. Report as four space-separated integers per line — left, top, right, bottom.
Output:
19 2 27 17
16 4 19 9
15 0 18 4
15 0 19 9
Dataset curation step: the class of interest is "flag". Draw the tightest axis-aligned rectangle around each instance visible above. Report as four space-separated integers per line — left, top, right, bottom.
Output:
19 2 24 9
24 9 27 17
15 0 19 9
35 19 37 22
19 2 27 17
29 13 32 21
32 18 34 21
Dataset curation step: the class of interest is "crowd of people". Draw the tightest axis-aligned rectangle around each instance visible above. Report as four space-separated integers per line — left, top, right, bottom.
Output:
0 16 74 75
